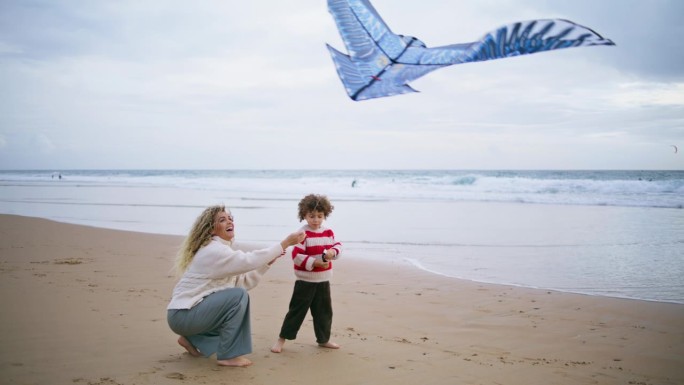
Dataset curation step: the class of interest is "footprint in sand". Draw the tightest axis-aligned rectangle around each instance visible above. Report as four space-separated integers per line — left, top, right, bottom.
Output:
54 258 86 265
165 372 186 380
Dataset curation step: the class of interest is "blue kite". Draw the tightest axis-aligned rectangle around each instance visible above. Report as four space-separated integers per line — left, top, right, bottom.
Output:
327 0 615 101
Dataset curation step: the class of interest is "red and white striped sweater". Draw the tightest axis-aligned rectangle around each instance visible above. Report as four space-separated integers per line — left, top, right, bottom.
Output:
291 225 342 283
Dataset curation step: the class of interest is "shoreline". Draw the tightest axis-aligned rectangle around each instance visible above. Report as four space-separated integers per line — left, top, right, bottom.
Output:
1 214 683 385
3 211 683 305
402 256 684 306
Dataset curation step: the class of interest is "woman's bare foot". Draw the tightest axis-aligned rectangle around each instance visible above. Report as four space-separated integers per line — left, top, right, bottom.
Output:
270 338 286 353
217 356 253 367
177 336 201 357
318 341 340 349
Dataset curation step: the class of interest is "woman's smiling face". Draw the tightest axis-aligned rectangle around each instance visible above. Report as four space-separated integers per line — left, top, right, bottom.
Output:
212 211 235 241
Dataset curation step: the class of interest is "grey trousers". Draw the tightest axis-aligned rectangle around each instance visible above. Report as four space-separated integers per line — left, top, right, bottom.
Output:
167 287 252 360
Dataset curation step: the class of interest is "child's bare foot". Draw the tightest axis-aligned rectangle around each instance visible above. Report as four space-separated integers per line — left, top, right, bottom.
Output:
217 356 253 367
177 336 201 357
318 341 340 349
270 338 286 353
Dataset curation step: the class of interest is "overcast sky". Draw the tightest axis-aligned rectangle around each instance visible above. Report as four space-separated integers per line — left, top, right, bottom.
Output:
1 0 682 170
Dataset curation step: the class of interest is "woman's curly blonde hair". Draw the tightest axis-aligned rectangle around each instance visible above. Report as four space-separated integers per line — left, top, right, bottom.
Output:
174 205 226 274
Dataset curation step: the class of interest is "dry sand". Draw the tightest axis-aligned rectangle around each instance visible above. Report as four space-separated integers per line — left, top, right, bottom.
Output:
1 214 682 385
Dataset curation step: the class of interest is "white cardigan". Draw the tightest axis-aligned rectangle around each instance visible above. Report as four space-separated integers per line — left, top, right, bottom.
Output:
167 236 283 310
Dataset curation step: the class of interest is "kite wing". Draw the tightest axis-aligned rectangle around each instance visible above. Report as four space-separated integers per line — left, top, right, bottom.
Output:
326 0 615 101
418 19 615 65
327 0 423 100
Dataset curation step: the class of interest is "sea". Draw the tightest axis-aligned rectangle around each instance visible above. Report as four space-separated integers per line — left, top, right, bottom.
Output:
1 169 683 304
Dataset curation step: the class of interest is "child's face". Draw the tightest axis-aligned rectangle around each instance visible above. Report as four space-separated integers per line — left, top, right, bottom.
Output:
304 210 325 230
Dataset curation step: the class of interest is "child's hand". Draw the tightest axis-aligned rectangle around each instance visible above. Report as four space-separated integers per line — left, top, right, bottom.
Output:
324 249 336 261
313 260 330 269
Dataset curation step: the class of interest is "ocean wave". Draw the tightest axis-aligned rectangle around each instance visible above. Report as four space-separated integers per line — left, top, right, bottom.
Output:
1 169 682 209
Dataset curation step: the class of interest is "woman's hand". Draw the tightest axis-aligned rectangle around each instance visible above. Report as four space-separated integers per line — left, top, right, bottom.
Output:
280 231 306 250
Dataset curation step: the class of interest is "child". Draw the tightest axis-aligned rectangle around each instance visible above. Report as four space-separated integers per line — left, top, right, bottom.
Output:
271 194 342 353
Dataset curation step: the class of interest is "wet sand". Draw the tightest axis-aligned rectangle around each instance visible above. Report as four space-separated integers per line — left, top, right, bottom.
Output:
1 214 682 385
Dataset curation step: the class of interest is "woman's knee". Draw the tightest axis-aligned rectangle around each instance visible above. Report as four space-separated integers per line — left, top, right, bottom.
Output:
237 288 249 306
232 287 248 298
223 287 249 309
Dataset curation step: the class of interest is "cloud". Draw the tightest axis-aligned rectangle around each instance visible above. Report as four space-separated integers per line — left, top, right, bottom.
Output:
33 133 57 153
0 0 682 170
612 82 684 107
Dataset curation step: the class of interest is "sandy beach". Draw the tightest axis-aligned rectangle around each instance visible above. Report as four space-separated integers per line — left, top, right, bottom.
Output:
1 214 682 385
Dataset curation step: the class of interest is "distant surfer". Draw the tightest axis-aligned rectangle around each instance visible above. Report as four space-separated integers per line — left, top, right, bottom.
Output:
351 179 357 188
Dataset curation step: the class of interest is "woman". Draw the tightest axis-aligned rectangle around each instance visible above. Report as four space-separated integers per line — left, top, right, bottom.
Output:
167 205 305 367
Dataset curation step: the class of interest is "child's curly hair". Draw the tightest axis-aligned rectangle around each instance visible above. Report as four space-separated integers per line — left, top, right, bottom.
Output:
298 194 334 221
